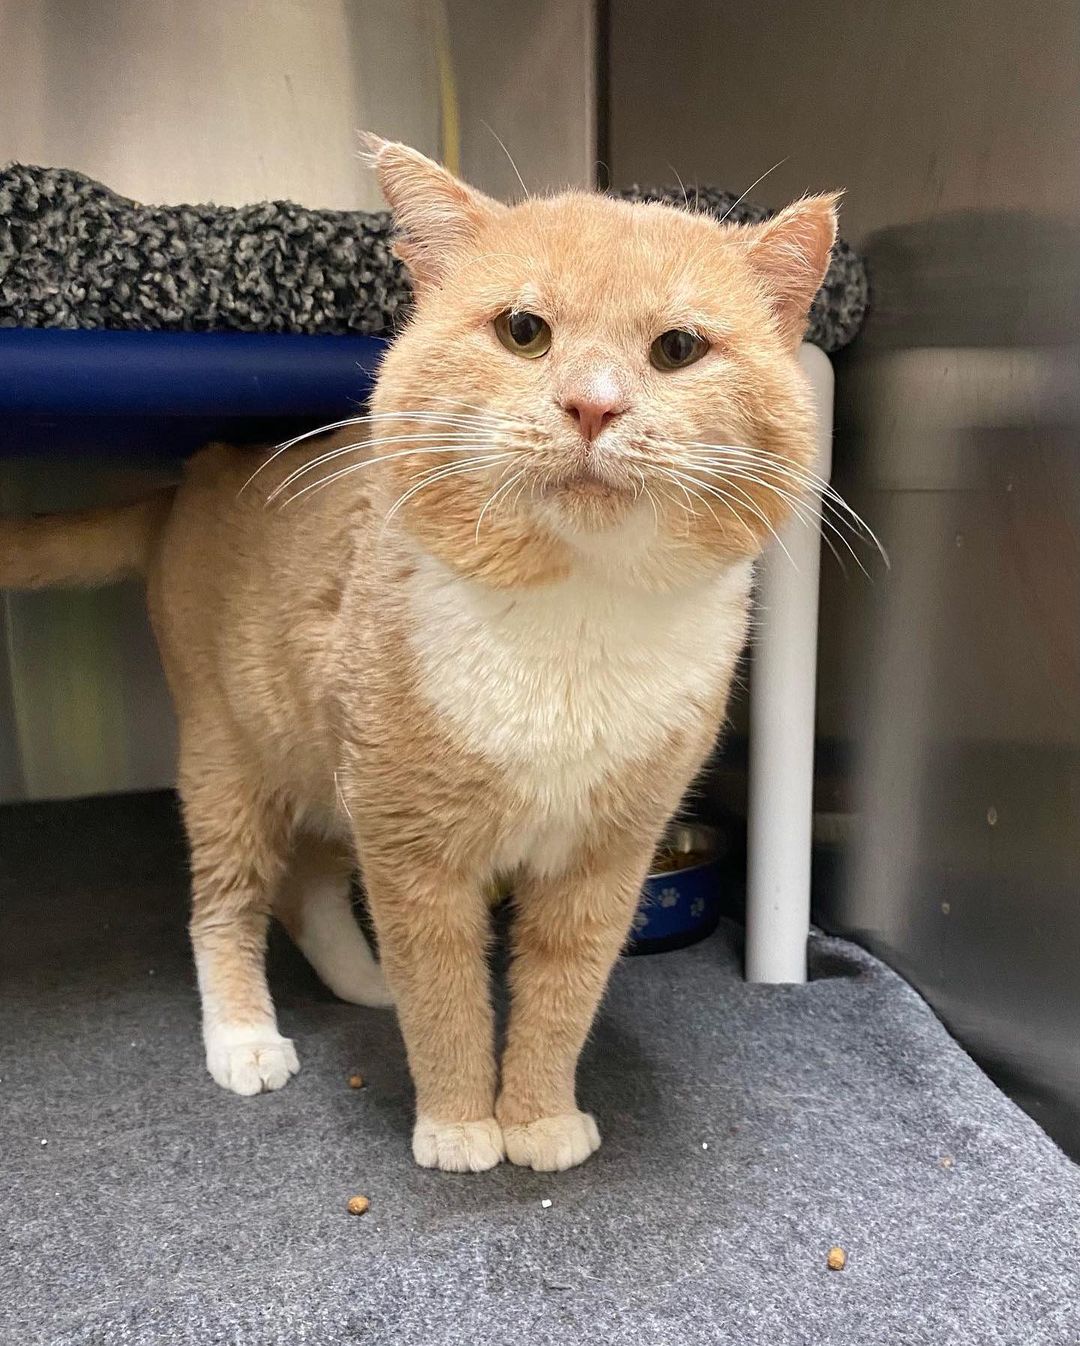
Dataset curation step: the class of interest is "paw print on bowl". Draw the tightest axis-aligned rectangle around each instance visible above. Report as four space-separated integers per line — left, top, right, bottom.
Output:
631 910 650 933
658 886 680 908
690 896 706 918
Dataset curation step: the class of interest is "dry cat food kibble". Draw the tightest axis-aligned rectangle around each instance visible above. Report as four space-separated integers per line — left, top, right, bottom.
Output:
651 846 711 874
347 1195 370 1216
347 1073 365 1090
826 1246 847 1271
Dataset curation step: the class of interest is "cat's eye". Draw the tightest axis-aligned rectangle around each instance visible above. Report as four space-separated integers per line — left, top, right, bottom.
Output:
494 310 552 359
650 329 709 371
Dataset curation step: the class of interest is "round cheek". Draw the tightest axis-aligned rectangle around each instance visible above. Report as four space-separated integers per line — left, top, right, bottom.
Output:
688 362 753 435
421 338 554 427
645 365 714 430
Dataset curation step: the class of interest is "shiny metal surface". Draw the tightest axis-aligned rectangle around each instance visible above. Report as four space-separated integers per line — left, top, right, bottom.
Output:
610 0 1080 1154
833 285 1080 1156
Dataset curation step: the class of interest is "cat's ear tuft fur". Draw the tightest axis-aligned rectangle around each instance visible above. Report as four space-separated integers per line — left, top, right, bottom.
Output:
361 133 506 290
741 193 840 347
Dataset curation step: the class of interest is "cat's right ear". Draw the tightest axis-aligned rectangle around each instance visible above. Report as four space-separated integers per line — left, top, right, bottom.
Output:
361 134 505 290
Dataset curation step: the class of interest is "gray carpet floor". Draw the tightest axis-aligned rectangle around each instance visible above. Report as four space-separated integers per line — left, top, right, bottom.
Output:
3 793 1080 1346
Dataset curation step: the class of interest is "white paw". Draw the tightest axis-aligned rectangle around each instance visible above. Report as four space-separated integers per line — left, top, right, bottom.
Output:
412 1116 505 1173
502 1111 601 1172
205 1024 300 1096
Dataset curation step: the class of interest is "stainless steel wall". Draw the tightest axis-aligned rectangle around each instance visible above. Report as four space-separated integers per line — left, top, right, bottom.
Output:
610 0 1080 1154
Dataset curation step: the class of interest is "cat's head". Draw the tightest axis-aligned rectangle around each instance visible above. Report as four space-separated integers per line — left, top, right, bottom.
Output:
365 135 838 586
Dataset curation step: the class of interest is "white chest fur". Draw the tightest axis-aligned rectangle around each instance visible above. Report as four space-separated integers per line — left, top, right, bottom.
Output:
405 548 752 877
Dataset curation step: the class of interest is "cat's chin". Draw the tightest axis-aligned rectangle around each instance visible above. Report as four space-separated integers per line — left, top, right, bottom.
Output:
538 471 637 533
542 470 623 499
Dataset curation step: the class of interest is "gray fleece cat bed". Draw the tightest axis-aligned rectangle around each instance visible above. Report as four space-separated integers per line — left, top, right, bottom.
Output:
0 166 868 352
3 792 1079 1346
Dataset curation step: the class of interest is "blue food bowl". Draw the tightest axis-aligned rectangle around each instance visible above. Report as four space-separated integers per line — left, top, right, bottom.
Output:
627 823 726 955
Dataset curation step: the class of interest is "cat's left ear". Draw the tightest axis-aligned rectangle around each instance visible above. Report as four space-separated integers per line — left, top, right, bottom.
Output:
741 193 840 348
362 134 506 290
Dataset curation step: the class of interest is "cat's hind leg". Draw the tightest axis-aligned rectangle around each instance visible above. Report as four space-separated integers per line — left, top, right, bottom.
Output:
274 835 394 1008
179 729 299 1095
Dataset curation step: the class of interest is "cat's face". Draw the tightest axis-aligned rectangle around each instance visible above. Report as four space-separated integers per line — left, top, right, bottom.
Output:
367 138 838 583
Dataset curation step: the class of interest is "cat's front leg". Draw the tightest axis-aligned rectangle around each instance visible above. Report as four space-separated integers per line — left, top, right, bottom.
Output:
497 847 654 1172
360 857 503 1172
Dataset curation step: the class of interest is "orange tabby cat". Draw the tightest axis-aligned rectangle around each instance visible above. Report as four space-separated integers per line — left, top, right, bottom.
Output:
0 138 837 1172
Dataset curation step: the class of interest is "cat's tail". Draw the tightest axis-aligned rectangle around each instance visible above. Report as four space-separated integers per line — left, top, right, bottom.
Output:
0 490 175 591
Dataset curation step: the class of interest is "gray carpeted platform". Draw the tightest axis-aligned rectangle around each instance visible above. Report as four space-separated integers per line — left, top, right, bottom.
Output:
0 168 867 353
3 793 1079 1345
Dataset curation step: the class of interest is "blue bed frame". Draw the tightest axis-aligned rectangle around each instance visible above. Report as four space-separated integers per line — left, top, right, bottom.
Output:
0 329 387 460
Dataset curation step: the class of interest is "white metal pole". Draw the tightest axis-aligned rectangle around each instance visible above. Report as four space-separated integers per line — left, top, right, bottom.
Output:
745 343 834 983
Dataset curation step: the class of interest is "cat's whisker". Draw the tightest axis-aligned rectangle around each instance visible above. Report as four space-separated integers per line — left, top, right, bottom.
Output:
725 472 863 577
381 464 493 524
377 454 517 517
691 456 881 574
508 473 534 514
717 157 788 225
242 409 524 497
649 479 696 541
277 448 513 511
718 470 853 575
640 480 662 535
481 120 531 199
685 443 889 565
686 442 819 483
381 455 511 529
622 460 716 538
259 409 494 452
268 440 511 507
662 466 795 566
660 471 724 532
658 467 745 541
685 448 869 522
700 465 861 576
694 474 797 569
683 459 863 577
668 163 691 212
395 455 499 494
266 431 516 504
374 459 509 544
475 466 528 542
685 444 833 496
657 471 729 545
686 448 848 523
657 467 700 518
493 468 532 524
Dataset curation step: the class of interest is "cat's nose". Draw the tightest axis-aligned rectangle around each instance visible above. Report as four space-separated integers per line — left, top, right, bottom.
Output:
561 395 625 443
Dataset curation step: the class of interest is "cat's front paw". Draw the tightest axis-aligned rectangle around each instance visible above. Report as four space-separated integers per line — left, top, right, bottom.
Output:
205 1024 300 1096
502 1111 601 1172
412 1116 505 1173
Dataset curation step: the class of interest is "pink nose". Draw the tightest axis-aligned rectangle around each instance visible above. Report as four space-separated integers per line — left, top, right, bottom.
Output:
561 395 623 443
